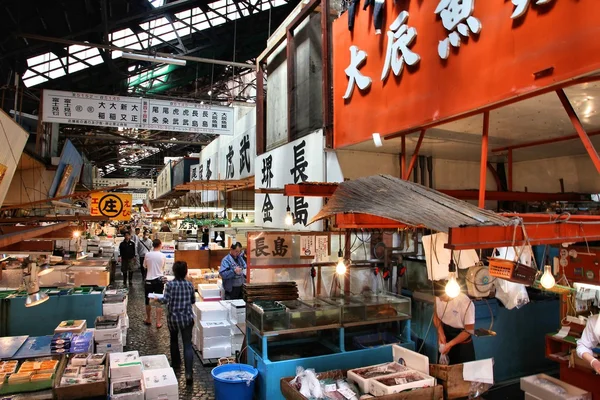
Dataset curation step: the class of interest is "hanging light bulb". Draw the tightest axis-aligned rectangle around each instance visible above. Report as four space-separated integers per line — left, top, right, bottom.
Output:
335 249 347 275
444 258 460 298
540 265 556 289
244 213 250 223
285 205 293 226
72 231 81 239
445 272 461 298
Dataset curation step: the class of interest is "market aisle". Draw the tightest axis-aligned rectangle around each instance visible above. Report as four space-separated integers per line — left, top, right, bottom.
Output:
119 276 216 400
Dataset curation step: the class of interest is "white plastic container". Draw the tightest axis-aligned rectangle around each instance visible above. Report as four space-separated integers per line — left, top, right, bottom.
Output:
369 370 436 396
143 368 178 400
198 284 221 299
109 351 142 382
193 302 228 321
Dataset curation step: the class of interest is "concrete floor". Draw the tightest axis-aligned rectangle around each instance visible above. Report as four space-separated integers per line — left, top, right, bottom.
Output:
121 274 216 400
120 272 527 400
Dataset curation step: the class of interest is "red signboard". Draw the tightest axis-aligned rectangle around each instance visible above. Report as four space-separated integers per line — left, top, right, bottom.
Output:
332 0 600 148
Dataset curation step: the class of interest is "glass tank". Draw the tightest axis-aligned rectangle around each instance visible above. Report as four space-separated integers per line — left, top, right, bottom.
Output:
351 292 411 322
299 298 341 326
279 300 316 329
248 301 288 333
320 297 365 324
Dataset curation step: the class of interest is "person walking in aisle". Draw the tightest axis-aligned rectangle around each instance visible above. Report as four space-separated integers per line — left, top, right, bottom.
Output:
138 231 153 281
144 239 166 328
118 231 136 286
219 242 246 300
159 261 195 385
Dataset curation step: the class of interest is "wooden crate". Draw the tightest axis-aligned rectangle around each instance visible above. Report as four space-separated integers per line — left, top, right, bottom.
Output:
429 364 471 400
281 370 443 400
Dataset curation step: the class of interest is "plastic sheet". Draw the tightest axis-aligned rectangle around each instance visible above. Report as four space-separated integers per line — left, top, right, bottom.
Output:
215 370 256 387
494 278 529 310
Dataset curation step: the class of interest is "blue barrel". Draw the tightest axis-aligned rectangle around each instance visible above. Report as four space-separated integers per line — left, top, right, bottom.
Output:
211 363 258 400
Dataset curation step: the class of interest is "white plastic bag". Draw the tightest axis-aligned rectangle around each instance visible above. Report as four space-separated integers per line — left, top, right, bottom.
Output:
438 344 450 365
494 278 529 310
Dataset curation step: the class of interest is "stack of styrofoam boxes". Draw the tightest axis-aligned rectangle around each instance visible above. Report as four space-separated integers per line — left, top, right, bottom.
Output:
198 284 221 302
220 299 246 355
140 355 178 400
161 241 176 276
94 316 122 353
100 291 128 352
109 351 144 400
193 302 231 359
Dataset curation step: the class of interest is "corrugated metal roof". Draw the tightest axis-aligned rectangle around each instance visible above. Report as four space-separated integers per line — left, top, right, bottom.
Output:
309 175 512 232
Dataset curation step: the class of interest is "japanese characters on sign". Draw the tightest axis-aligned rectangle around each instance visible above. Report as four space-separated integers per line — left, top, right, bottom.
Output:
300 236 316 257
0 111 28 208
42 90 234 136
250 234 292 259
155 162 172 198
333 0 598 149
510 0 553 19
254 131 324 231
90 193 133 221
218 114 256 181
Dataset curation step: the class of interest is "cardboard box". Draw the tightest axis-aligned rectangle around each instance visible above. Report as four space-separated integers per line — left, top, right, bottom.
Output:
143 368 178 400
201 344 231 359
520 374 591 400
198 284 221 298
72 270 110 287
199 320 231 338
109 351 142 382
429 364 472 399
96 341 123 353
369 370 437 396
110 379 144 400
194 303 228 322
140 355 170 371
54 356 108 400
55 320 88 335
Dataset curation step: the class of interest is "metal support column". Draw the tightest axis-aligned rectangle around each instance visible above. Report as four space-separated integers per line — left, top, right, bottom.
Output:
556 89 600 174
479 112 490 208
507 149 513 191
403 130 425 180
400 135 406 179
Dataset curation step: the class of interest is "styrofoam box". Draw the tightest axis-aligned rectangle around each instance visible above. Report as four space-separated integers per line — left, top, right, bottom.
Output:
198 284 221 299
369 370 436 396
192 327 199 345
520 374 591 400
96 341 123 353
110 379 144 400
122 314 130 329
202 344 231 359
103 300 127 316
199 320 231 338
220 300 246 323
143 368 178 400
95 319 122 342
199 336 231 348
194 302 228 322
110 351 143 382
347 362 409 394
140 355 170 371
121 331 127 346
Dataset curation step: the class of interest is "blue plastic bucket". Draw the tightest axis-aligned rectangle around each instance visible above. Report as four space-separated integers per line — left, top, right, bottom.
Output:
211 363 258 400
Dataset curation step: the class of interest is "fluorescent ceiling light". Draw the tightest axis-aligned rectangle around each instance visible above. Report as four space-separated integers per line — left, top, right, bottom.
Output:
121 52 186 66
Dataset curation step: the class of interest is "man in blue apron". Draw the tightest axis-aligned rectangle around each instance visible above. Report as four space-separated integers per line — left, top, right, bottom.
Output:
433 281 476 365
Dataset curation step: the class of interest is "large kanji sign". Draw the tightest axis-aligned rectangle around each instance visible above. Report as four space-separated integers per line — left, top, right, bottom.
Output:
333 0 600 148
90 193 132 221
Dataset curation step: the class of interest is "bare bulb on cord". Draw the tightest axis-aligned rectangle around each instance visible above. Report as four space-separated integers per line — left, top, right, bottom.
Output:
445 273 461 298
540 265 556 289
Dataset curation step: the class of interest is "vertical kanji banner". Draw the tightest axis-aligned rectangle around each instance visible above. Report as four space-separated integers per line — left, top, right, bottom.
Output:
89 193 133 221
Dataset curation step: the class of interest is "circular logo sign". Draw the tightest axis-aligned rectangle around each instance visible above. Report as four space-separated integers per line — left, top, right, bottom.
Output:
98 194 123 218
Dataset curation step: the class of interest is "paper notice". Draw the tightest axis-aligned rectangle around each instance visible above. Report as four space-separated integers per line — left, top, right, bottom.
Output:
300 236 315 257
554 326 570 339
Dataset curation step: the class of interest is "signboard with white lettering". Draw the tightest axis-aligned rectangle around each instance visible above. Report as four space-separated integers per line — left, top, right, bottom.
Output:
254 131 324 231
219 109 255 180
42 90 233 135
155 161 173 199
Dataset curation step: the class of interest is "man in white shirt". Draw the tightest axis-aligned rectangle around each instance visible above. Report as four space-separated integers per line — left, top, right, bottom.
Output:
137 231 153 281
143 239 166 328
576 314 600 374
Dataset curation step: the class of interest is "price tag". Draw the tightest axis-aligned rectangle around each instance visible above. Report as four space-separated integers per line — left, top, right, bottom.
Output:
337 387 357 399
324 384 337 392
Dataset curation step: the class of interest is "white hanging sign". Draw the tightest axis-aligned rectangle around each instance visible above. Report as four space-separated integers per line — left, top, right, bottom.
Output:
42 89 234 135
254 130 325 231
